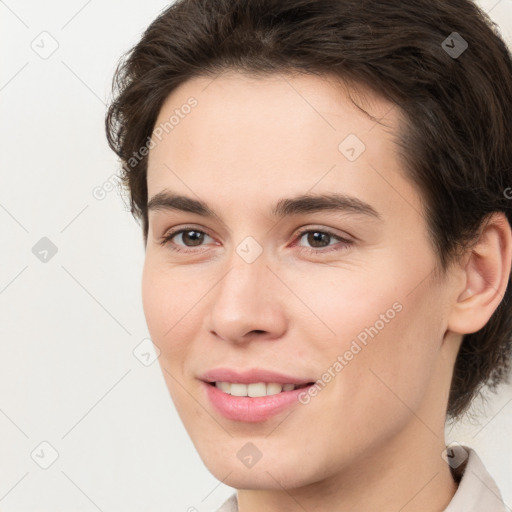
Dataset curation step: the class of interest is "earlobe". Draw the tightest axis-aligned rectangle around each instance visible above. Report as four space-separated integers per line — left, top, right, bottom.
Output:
448 212 512 335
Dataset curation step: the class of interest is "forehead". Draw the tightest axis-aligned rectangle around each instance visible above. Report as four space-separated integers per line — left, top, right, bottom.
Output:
149 71 397 159
146 71 422 223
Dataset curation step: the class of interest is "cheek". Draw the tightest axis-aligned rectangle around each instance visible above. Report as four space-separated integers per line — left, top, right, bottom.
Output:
141 259 209 376
287 263 401 352
299 290 443 465
141 264 195 416
142 254 190 329
141 261 185 356
141 263 166 338
301 259 442 402
330 287 443 430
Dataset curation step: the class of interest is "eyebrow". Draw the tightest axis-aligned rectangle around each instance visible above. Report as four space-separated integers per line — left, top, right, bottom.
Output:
147 190 382 221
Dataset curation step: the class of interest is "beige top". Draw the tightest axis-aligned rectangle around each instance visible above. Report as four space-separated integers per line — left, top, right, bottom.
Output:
214 446 508 511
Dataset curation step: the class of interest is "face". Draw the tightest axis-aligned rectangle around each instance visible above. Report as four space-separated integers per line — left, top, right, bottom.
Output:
142 71 461 490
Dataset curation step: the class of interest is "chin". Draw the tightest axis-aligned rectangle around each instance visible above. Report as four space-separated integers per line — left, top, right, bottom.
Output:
194 437 319 491
207 460 308 490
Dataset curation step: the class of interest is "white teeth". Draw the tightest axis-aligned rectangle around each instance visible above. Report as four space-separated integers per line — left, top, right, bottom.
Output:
217 381 230 393
230 383 248 397
248 383 266 397
266 383 282 396
214 382 301 397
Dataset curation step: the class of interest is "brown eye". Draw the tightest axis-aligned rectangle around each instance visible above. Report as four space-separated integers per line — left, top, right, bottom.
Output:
294 228 353 255
179 230 206 246
303 231 333 248
160 227 214 252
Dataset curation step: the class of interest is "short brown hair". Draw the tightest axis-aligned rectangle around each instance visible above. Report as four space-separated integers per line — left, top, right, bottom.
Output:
105 0 512 420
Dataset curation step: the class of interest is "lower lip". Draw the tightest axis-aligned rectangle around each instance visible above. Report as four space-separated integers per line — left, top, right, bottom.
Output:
202 382 314 422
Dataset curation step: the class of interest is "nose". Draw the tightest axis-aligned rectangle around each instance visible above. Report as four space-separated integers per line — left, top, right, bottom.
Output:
205 250 288 344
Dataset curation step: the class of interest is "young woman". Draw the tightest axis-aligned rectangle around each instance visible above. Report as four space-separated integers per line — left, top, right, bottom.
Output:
105 1 512 510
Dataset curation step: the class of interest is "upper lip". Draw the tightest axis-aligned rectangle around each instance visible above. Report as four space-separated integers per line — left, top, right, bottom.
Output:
199 368 315 385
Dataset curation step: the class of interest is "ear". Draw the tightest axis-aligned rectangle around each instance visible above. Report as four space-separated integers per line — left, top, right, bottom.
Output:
447 212 512 335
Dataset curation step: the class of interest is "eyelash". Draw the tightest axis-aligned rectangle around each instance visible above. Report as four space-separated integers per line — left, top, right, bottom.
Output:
158 226 353 256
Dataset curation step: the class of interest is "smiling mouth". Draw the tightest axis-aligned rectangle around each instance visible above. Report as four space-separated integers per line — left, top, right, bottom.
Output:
207 381 314 397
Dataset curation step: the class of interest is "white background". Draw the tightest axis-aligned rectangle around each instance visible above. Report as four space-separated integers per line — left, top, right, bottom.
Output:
1 1 511 510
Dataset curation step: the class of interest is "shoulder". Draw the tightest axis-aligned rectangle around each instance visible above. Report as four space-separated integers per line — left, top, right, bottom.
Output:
213 493 238 512
444 445 508 512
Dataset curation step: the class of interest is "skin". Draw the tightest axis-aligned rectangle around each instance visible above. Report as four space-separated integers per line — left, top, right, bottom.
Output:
141 71 512 512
